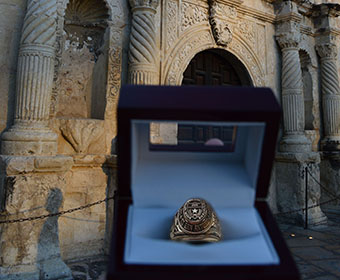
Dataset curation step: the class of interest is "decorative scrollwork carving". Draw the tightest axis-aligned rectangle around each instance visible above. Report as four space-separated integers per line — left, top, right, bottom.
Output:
181 3 208 32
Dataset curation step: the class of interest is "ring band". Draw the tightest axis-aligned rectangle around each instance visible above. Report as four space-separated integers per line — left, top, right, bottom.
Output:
170 198 222 242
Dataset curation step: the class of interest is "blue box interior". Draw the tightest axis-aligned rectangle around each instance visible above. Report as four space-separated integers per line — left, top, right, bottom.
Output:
124 120 280 265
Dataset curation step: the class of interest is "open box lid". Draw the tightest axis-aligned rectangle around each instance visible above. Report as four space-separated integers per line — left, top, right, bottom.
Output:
117 85 281 204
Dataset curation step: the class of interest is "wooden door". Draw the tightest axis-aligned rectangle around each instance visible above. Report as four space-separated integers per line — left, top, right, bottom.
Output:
182 50 242 86
179 50 242 149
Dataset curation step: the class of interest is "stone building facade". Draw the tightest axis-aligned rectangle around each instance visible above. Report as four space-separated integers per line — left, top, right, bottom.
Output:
0 0 340 278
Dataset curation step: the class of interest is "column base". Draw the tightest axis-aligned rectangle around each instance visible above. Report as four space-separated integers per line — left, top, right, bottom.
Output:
0 155 73 280
279 134 311 153
38 257 73 280
0 260 73 280
0 264 39 280
1 125 57 156
275 152 327 226
321 136 340 151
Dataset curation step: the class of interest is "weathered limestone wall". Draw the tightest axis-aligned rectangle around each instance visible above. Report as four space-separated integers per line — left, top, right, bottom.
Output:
0 0 26 138
59 157 116 260
0 156 74 279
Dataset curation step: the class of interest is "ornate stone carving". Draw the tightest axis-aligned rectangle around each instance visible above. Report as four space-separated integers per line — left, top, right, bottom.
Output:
209 0 232 46
164 28 264 87
257 24 266 72
105 27 122 121
165 31 212 85
166 0 178 51
228 37 265 86
210 18 232 46
238 21 255 48
316 43 338 60
182 3 208 32
276 31 300 50
59 119 105 154
128 0 160 84
1 0 59 156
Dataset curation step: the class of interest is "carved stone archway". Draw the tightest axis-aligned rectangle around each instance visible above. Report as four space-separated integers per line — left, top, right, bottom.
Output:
163 27 265 86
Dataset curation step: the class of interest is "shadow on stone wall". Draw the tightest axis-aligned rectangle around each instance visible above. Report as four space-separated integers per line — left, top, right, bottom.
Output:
37 188 72 280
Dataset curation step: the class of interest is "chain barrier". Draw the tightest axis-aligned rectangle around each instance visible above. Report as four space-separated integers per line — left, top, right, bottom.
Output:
274 165 340 216
0 196 115 224
0 165 339 223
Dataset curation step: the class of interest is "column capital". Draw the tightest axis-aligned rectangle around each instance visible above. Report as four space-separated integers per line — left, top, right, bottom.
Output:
129 0 160 12
276 1 302 50
276 31 300 50
316 43 338 59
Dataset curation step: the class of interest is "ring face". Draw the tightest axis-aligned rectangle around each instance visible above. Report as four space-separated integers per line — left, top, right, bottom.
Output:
170 198 222 242
179 198 212 234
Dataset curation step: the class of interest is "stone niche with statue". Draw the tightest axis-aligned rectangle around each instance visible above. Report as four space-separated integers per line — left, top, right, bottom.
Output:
0 0 340 278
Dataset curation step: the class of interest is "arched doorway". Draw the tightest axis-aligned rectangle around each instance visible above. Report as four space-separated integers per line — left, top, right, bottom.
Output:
178 49 252 148
150 49 252 150
182 49 252 86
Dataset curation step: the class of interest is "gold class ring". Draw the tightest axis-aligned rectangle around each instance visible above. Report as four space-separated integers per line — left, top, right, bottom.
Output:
170 198 222 242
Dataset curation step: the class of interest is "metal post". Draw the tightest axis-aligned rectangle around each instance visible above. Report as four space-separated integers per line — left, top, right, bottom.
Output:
304 166 308 229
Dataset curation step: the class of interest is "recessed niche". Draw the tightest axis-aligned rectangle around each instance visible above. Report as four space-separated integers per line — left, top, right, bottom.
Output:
56 0 110 119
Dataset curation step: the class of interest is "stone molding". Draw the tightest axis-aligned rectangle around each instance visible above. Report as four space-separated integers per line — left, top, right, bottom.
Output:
0 155 73 176
72 154 117 168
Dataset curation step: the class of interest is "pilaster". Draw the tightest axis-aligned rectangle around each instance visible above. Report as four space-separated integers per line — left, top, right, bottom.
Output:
1 0 58 156
276 1 311 153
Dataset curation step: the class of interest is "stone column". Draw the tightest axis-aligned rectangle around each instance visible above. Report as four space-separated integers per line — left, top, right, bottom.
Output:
274 1 326 226
1 0 58 156
314 2 340 151
316 43 340 150
276 2 311 153
128 0 160 85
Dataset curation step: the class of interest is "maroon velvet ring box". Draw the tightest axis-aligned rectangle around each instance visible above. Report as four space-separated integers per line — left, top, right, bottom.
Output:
107 85 300 280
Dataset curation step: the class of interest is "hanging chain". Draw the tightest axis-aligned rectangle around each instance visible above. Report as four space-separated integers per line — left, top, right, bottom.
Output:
275 166 340 216
0 196 115 224
1 164 339 223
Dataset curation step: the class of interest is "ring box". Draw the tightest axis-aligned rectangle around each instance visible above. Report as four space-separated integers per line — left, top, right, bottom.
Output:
107 85 300 280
